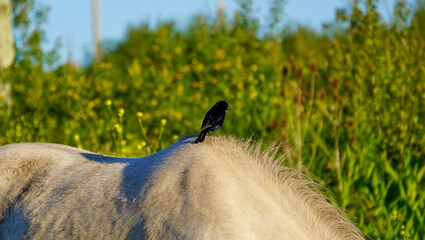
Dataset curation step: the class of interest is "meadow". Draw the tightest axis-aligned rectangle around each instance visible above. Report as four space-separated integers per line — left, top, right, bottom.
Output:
1 0 424 239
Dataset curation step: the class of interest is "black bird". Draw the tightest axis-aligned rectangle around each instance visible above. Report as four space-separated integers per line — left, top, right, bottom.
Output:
195 101 230 143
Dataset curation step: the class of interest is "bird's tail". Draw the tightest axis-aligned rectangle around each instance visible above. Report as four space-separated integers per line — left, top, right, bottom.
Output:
195 131 207 143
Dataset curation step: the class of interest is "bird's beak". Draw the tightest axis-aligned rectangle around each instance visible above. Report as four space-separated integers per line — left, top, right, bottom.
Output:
227 107 231 110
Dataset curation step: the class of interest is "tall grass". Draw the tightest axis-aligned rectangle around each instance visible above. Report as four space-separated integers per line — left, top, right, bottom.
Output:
1 0 424 239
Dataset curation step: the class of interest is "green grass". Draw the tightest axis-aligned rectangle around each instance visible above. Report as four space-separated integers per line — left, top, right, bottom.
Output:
1 0 425 239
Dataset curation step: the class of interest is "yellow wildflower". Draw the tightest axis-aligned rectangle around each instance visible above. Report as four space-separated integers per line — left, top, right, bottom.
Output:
118 108 125 117
74 134 80 142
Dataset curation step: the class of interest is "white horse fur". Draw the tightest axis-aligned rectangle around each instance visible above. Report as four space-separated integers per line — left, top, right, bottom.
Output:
0 136 363 239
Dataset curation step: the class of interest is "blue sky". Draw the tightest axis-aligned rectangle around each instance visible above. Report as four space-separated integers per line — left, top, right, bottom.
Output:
37 0 398 65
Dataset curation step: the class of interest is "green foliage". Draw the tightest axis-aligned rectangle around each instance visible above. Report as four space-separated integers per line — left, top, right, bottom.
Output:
1 0 425 239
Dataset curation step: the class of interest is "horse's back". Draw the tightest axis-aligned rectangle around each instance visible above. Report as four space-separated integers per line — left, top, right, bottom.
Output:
0 142 133 239
0 137 363 240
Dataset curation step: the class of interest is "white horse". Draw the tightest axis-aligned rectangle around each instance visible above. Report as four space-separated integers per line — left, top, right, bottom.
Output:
0 136 363 240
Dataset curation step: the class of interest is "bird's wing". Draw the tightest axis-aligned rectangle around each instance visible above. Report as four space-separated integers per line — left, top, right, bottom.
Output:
201 113 225 131
200 112 213 130
201 124 213 131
